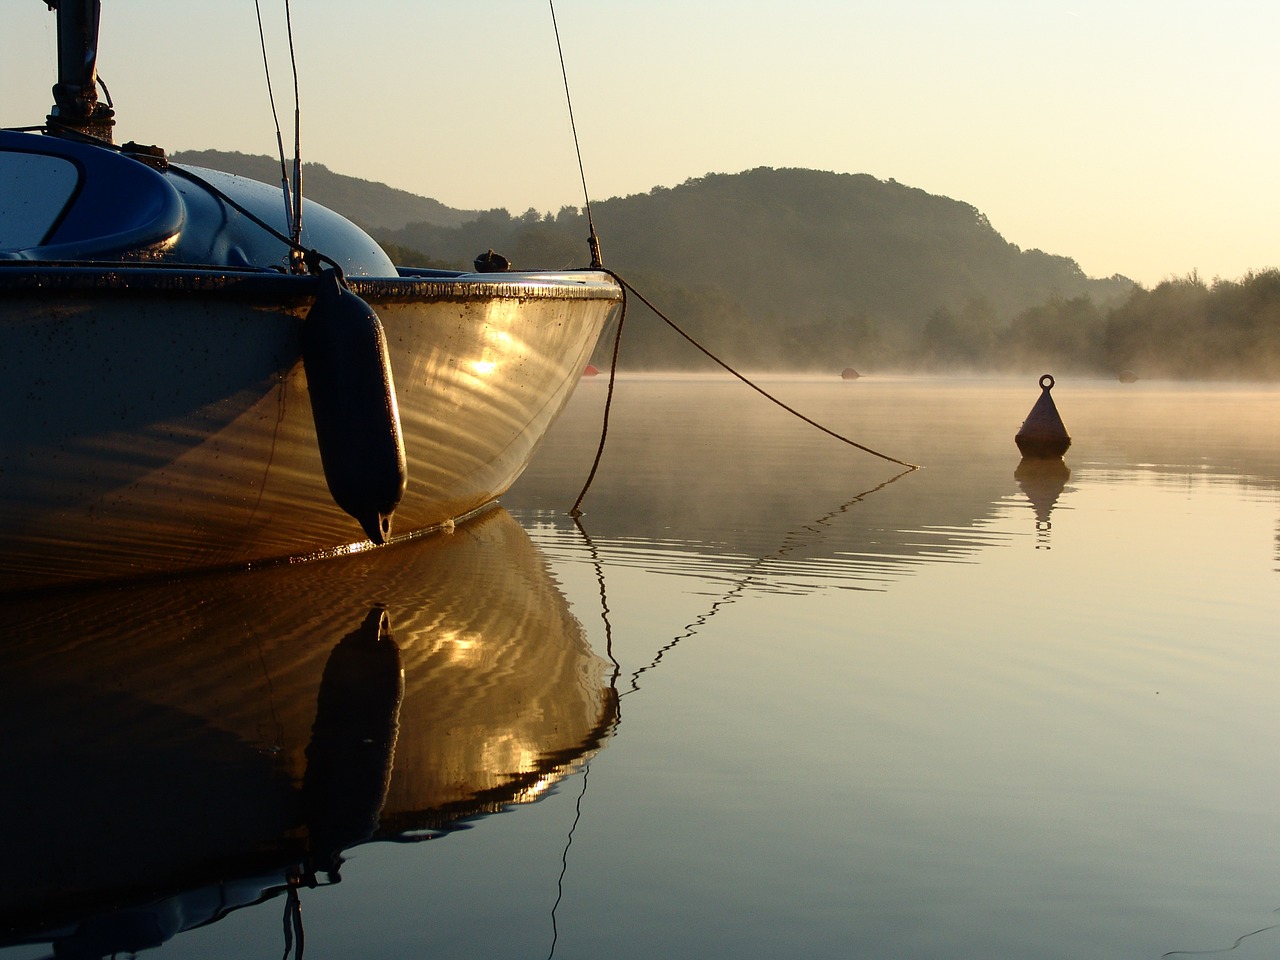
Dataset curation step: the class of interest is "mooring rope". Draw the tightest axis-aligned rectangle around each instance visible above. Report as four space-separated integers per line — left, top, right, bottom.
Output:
618 467 914 695
568 282 628 515
616 273 920 468
568 268 920 513
1160 914 1280 959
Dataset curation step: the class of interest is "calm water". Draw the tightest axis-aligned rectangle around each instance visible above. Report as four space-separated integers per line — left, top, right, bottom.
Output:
3 376 1279 959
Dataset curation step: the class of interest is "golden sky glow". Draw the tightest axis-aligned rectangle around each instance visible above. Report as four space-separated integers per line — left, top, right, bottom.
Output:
5 1 1276 286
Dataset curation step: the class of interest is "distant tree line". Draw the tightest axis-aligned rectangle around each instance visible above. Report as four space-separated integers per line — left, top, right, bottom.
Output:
747 270 1280 379
907 270 1280 379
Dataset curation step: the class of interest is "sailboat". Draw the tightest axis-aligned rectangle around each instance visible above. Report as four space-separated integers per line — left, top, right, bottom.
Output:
0 2 621 592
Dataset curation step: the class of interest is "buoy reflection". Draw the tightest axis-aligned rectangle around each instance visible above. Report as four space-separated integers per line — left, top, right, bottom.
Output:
1015 456 1070 549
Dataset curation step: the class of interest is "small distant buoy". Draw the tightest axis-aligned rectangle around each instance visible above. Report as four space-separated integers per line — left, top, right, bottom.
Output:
841 367 860 380
1014 374 1071 459
1118 369 1139 383
583 364 600 377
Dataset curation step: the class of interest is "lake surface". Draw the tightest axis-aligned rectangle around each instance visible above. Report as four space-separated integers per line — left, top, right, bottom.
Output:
3 375 1279 959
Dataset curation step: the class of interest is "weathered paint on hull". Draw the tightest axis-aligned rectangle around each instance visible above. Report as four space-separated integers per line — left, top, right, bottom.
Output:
0 267 619 590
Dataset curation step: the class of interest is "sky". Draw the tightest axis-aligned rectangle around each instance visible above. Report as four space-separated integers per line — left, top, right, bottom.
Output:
4 0 1277 287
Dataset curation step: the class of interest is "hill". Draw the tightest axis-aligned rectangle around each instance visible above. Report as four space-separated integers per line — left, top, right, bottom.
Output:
594 168 1129 326
169 150 480 232
380 167 1134 368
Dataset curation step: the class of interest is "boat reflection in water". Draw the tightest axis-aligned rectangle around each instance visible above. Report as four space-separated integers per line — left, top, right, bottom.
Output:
0 507 616 957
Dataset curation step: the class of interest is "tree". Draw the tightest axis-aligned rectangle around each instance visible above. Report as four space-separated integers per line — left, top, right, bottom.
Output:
1005 294 1104 373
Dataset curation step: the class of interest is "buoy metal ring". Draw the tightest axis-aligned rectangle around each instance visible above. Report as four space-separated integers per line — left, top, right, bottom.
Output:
1040 374 1055 389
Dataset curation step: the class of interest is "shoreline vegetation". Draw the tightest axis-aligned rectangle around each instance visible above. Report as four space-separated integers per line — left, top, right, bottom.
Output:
177 153 1280 380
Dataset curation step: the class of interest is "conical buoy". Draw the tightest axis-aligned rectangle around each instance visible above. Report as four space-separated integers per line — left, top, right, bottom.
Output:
583 363 600 377
1015 374 1071 459
304 270 408 543
841 367 860 380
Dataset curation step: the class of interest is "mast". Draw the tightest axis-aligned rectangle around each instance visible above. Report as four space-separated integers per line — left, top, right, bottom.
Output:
45 0 115 142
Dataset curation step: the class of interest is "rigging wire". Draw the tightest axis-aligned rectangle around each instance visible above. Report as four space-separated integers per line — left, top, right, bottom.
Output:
284 0 304 250
253 0 295 230
549 0 602 268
